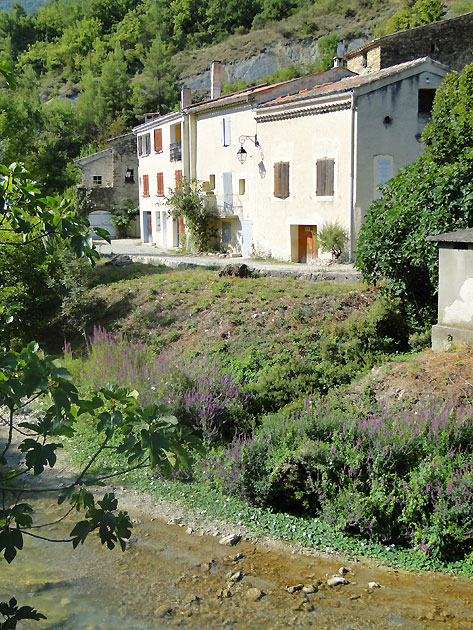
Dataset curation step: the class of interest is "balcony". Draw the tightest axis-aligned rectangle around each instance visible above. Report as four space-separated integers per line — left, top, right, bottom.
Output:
205 193 242 218
170 141 182 162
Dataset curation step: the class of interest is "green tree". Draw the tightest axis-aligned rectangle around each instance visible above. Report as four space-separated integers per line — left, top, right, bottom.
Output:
0 160 201 627
165 178 217 251
308 33 339 73
315 220 348 260
132 35 180 116
384 0 445 34
99 44 131 121
76 70 107 142
356 61 473 329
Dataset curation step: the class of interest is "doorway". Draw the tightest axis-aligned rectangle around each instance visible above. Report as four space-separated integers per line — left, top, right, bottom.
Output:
143 211 152 243
298 225 317 262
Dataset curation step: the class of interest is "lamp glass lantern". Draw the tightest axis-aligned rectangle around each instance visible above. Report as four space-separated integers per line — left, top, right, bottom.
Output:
237 146 247 164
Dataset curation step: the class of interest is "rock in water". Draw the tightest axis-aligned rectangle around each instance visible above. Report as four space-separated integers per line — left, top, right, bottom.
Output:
327 576 349 587
219 534 241 546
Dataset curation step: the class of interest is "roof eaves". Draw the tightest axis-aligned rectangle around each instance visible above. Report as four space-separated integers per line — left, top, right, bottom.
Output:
427 228 473 243
74 148 113 166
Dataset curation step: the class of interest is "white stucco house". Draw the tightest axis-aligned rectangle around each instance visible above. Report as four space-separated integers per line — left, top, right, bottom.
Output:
133 57 447 261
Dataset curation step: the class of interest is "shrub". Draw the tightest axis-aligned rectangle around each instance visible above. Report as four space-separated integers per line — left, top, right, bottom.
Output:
165 178 217 252
204 399 473 559
315 220 348 260
66 327 250 443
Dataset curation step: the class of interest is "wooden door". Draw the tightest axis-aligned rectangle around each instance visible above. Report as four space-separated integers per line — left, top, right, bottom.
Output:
298 225 317 262
178 215 185 246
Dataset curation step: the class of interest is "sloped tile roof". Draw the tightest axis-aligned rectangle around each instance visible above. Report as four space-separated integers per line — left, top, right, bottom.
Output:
257 57 447 108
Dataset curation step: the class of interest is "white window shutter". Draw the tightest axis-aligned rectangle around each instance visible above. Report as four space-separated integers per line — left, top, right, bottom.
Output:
223 117 231 146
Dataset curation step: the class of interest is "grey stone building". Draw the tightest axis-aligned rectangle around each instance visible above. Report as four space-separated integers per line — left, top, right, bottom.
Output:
347 11 473 75
75 132 139 238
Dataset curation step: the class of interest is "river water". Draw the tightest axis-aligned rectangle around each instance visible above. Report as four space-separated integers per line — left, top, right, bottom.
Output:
2 495 473 630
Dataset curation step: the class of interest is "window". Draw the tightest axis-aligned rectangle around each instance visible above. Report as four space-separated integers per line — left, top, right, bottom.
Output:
124 168 134 183
156 172 164 196
274 162 289 199
155 211 161 231
239 178 246 196
92 175 102 186
374 155 393 199
418 89 436 114
316 159 334 196
170 124 182 161
138 133 151 156
209 174 215 190
142 174 149 197
154 128 163 152
174 169 182 190
222 117 231 147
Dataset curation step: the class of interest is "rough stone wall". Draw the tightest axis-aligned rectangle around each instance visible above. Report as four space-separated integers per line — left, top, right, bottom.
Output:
109 133 139 210
80 153 113 188
77 186 114 212
348 12 473 74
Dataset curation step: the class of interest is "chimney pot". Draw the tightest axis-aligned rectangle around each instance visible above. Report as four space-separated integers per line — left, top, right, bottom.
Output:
181 87 192 108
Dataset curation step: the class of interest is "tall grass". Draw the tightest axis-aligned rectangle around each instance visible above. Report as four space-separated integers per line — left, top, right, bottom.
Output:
64 326 249 442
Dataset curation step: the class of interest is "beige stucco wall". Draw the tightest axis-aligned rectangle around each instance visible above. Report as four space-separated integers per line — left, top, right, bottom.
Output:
354 69 445 241
193 106 256 253
137 113 184 248
253 102 352 261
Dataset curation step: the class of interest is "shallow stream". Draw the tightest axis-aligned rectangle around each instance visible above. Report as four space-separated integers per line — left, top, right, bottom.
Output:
2 495 473 630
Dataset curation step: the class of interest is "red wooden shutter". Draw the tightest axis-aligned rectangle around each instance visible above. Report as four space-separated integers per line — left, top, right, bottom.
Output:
137 136 143 156
154 128 163 152
157 172 164 196
143 174 149 196
175 169 183 189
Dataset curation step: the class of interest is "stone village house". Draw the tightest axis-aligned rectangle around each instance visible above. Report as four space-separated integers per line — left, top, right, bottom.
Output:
75 132 139 238
133 57 447 261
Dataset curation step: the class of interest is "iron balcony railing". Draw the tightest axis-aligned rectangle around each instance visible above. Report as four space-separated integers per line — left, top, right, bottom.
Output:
205 193 243 218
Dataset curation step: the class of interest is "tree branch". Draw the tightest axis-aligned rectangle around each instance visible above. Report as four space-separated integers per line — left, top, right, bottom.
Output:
22 530 73 543
0 459 150 493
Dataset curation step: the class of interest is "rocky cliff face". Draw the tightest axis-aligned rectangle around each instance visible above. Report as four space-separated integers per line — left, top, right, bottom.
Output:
182 35 366 91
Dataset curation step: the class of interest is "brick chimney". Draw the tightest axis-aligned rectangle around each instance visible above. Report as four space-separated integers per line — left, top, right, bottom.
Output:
210 61 223 99
181 87 192 108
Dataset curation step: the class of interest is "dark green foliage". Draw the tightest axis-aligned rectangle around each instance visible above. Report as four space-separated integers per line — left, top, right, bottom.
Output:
383 0 445 34
307 33 339 73
357 60 473 330
357 159 473 325
165 178 217 252
207 398 473 560
0 597 46 629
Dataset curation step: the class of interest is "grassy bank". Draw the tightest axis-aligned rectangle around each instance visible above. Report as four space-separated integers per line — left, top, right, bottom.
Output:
61 262 473 574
